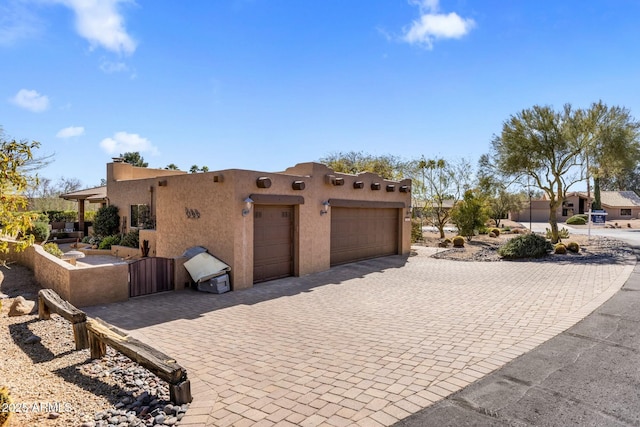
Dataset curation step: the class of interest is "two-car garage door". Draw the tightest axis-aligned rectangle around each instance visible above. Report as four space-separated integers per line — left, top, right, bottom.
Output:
253 203 401 282
330 207 399 266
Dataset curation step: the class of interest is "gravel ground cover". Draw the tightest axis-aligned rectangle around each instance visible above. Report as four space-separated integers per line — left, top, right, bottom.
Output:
0 264 189 427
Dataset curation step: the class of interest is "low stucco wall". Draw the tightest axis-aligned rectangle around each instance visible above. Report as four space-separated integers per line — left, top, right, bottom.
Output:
6 242 128 308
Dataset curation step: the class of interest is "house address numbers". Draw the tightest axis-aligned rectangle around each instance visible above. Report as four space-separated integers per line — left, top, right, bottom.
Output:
185 208 200 219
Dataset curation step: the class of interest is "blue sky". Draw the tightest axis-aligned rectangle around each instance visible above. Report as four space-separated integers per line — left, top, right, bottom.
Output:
2 0 640 188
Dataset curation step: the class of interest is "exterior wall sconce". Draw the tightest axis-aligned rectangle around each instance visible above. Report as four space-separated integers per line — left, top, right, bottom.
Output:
242 197 254 216
321 201 330 216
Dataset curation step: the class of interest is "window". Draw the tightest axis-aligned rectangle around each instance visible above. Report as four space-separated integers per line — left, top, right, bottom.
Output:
131 204 150 228
621 209 632 216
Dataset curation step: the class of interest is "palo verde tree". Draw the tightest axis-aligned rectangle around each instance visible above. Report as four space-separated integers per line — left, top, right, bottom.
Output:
489 103 640 243
0 129 41 261
490 105 585 243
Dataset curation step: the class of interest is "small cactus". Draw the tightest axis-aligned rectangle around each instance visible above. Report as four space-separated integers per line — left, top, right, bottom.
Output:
452 236 465 248
566 241 580 253
554 243 567 254
491 228 500 236
488 232 497 238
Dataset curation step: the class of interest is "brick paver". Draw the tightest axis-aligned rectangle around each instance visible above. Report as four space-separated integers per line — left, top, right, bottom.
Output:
85 247 635 426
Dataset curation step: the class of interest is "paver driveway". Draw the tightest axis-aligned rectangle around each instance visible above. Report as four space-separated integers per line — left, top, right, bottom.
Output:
85 247 635 426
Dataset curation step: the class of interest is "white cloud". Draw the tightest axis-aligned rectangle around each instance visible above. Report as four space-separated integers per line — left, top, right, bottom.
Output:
11 89 50 112
100 131 159 156
54 0 137 55
402 0 475 49
56 126 85 138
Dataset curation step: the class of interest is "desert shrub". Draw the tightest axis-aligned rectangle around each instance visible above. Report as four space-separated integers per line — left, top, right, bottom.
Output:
554 243 567 254
28 221 50 243
120 230 139 248
498 234 553 259
98 235 121 250
411 218 423 243
452 236 465 248
43 242 63 258
503 226 511 232
566 215 587 225
546 227 570 240
486 219 496 227
94 205 120 237
491 227 500 236
566 241 580 253
512 228 523 234
451 190 488 241
477 226 488 235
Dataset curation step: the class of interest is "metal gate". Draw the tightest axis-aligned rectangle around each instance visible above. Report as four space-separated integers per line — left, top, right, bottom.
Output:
128 257 175 297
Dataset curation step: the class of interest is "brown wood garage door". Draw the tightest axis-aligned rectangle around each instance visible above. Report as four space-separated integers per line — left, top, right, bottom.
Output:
330 207 399 266
254 205 294 283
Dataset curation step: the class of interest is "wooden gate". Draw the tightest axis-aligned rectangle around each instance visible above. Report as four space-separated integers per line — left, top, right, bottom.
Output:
129 257 175 297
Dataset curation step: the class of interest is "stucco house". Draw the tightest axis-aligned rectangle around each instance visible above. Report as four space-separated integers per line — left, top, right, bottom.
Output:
104 160 412 290
511 190 640 223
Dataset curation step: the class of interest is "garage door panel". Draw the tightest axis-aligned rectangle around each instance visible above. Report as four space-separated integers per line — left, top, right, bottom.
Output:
254 205 293 283
330 207 398 266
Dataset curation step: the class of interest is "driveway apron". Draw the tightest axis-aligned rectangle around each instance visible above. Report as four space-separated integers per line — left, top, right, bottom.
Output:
85 247 635 426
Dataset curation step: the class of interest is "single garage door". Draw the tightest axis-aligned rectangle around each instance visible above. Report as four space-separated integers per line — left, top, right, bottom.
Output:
330 207 399 266
254 205 294 283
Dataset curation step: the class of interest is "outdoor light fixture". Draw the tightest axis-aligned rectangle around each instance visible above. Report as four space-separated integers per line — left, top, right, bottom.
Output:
242 197 254 216
320 201 330 216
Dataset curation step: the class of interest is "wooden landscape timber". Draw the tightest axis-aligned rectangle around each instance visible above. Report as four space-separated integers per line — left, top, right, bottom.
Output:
86 317 192 404
37 288 89 350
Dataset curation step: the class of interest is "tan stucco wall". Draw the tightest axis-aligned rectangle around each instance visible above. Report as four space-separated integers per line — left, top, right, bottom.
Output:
107 162 411 290
7 242 128 308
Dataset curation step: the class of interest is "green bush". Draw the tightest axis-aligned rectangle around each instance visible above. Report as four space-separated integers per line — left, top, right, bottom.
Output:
43 242 63 258
94 205 120 237
452 236 465 247
98 235 121 250
84 210 97 222
477 226 488 235
120 230 139 248
566 241 580 253
498 234 553 259
28 222 50 243
554 243 567 254
566 215 587 225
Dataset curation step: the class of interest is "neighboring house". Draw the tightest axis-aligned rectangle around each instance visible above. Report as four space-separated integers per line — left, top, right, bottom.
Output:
104 160 412 290
511 191 640 222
